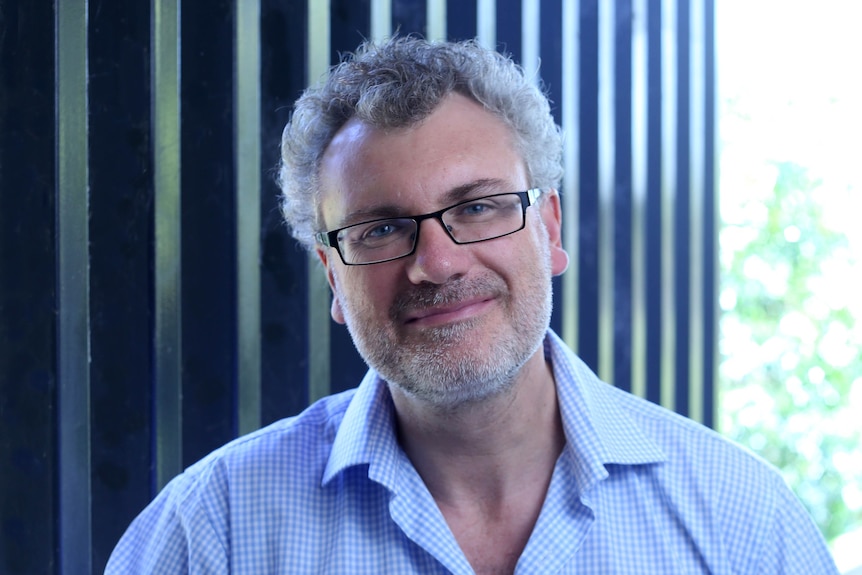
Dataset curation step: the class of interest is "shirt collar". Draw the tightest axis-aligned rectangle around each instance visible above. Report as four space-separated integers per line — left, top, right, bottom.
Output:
545 330 666 494
322 369 404 489
322 329 666 491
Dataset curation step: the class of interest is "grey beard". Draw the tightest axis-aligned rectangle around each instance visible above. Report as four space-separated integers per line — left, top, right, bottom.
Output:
343 275 551 410
336 223 555 410
378 319 526 408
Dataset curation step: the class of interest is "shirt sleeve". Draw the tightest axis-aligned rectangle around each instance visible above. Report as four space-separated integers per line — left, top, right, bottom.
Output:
756 477 840 575
104 472 229 575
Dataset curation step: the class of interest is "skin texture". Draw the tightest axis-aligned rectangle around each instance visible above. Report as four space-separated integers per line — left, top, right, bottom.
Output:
317 94 567 408
316 93 570 574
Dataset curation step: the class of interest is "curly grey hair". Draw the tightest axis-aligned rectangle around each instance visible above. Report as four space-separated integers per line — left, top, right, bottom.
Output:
278 36 563 250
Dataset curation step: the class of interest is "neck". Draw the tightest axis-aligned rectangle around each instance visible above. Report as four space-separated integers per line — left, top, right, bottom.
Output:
390 349 565 508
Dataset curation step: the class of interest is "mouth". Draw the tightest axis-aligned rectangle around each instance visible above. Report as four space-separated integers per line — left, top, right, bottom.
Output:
403 296 495 327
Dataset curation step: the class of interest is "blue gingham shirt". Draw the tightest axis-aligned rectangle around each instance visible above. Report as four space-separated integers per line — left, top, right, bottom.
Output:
106 330 838 574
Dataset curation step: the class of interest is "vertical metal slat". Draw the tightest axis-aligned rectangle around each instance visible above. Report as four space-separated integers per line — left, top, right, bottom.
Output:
521 0 540 82
477 0 496 48
613 0 635 392
561 0 580 350
673 0 691 417
631 0 649 399
688 0 706 423
597 0 614 383
236 0 262 435
703 0 717 428
660 0 677 411
307 0 332 403
57 0 92 571
427 0 447 40
372 0 392 41
644 0 664 406
153 0 183 490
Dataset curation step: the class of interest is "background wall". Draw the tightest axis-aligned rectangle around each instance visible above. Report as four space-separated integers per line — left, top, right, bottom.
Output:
0 0 715 572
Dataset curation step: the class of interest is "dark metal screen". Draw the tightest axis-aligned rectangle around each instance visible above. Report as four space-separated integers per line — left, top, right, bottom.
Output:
0 0 715 572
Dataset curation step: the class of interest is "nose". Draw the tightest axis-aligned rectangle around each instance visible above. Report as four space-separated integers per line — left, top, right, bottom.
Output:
404 217 470 285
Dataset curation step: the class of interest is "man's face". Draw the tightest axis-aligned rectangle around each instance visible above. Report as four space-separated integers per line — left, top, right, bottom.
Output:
316 93 568 408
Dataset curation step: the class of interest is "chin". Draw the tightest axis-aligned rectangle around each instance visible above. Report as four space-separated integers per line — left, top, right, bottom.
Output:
375 327 530 407
392 372 518 411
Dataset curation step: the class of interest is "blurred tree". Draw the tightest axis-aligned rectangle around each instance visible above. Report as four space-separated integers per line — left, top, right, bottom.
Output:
719 161 862 544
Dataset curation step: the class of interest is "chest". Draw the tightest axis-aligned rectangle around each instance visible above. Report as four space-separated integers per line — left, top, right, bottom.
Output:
439 497 544 575
442 515 532 575
224 463 723 574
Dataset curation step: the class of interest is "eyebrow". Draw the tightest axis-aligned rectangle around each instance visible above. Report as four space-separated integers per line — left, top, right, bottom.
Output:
337 178 512 228
440 178 510 205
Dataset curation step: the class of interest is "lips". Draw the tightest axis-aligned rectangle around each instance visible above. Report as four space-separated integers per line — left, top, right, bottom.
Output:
391 275 507 327
401 296 497 328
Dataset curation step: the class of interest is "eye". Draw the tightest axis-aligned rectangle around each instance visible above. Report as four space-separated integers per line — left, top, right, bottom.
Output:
364 222 398 239
349 219 413 247
461 202 493 216
450 197 508 221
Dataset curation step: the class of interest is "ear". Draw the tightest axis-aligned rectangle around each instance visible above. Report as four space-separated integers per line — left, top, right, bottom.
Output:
316 248 347 325
539 190 569 276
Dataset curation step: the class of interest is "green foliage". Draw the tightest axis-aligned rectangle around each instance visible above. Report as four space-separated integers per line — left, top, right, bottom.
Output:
720 162 862 543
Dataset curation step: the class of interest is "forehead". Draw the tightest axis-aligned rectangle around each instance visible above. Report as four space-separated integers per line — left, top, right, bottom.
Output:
317 93 528 228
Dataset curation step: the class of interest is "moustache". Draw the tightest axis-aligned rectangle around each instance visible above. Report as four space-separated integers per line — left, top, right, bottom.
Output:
390 275 507 322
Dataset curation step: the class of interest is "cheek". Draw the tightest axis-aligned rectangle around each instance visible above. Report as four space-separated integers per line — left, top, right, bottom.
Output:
334 267 397 315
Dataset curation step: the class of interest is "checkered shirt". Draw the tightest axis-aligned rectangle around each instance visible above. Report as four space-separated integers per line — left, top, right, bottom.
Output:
105 330 839 574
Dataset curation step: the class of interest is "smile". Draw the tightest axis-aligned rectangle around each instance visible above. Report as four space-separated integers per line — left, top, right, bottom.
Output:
403 297 495 327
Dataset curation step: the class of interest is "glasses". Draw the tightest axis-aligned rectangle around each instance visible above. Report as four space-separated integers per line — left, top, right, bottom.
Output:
316 189 545 265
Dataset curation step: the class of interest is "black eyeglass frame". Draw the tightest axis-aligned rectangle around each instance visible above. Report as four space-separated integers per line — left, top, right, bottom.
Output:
315 188 546 266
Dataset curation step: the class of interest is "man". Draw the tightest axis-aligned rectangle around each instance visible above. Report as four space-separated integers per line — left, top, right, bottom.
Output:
107 37 838 574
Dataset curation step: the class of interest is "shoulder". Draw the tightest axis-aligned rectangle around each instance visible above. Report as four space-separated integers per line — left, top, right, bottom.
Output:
549 330 772 487
545 330 835 572
603 382 782 500
600 385 837 572
106 389 359 573
181 387 358 498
